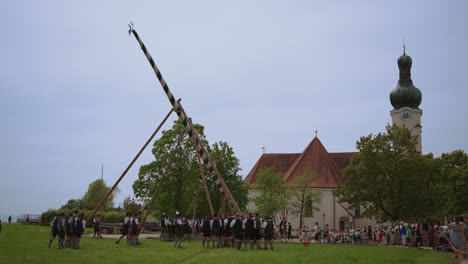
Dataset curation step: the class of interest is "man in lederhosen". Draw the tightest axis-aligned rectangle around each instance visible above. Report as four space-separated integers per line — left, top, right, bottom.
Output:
130 213 141 246
173 212 184 248
201 215 211 248
223 214 233 247
48 213 59 248
244 213 255 250
57 213 66 249
210 214 223 248
115 212 130 244
262 216 275 250
253 213 262 249
73 213 85 249
160 213 168 241
93 214 103 239
65 213 74 248
230 214 244 251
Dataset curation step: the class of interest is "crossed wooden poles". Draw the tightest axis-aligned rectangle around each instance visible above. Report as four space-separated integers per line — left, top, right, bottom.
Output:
87 23 241 228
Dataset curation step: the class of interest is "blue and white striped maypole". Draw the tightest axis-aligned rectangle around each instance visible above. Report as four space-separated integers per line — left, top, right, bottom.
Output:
128 22 240 213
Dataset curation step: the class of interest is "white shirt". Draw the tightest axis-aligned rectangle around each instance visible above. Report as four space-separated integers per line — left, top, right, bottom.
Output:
230 218 244 229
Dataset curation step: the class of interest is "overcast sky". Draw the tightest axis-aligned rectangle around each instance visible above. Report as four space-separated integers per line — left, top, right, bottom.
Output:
1 0 467 219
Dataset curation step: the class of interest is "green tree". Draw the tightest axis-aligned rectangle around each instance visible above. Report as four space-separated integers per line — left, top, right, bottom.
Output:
253 167 284 217
335 125 430 222
81 179 118 211
121 195 142 214
286 169 322 229
61 199 83 210
204 141 249 214
429 150 468 218
133 119 248 217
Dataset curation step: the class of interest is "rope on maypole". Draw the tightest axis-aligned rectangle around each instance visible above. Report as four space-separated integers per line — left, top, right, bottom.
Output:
128 22 241 214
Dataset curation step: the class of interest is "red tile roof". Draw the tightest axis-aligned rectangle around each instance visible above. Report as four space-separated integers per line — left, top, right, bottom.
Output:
244 153 300 187
244 137 357 188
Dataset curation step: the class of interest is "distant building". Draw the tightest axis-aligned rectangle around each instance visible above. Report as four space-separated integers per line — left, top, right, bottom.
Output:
244 49 423 231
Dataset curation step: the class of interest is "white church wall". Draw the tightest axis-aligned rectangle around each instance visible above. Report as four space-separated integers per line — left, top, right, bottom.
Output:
246 188 377 234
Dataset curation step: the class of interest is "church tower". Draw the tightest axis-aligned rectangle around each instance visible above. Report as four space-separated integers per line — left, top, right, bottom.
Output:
389 47 423 152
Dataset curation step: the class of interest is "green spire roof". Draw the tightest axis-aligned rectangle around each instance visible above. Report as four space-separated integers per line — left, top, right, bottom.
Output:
390 48 422 109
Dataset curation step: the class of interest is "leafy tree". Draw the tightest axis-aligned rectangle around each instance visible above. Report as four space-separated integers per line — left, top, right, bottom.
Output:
133 119 248 217
121 195 142 214
253 167 284 217
61 199 83 210
81 179 118 211
286 169 322 229
204 141 249 214
428 150 468 219
335 125 430 222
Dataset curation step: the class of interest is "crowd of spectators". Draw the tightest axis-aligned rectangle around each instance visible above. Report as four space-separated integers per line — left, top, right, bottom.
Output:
296 217 467 259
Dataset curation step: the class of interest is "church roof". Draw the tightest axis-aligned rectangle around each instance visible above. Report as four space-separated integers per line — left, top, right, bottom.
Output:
329 152 358 172
283 137 345 187
244 153 300 187
244 137 357 188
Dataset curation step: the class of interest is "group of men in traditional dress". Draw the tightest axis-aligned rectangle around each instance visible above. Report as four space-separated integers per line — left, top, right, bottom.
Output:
159 212 277 250
48 210 85 249
115 212 141 246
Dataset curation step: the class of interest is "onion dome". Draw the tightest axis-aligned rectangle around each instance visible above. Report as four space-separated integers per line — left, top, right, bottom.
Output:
389 47 422 109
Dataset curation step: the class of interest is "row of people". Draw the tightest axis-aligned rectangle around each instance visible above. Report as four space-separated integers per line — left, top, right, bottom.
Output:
48 210 85 249
159 212 277 250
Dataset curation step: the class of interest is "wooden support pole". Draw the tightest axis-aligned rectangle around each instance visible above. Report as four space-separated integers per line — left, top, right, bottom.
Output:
87 106 176 223
185 183 203 216
180 105 241 214
139 129 185 229
129 27 240 214
197 155 214 217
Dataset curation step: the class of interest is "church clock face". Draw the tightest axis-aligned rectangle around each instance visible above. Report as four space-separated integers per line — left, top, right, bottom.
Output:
400 110 412 121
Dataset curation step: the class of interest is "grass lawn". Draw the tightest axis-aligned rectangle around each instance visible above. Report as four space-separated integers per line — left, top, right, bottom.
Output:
0 224 455 264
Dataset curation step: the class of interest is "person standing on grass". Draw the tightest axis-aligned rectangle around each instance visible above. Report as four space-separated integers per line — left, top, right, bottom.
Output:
201 216 211 248
211 214 222 248
160 213 168 241
449 216 467 260
73 213 85 249
230 214 244 251
93 214 103 239
66 213 74 248
262 216 275 250
243 213 255 250
400 223 407 246
8 216 11 224
116 213 131 244
173 212 184 248
129 213 140 246
57 213 66 249
48 213 59 248
0 219 2 233
253 213 262 249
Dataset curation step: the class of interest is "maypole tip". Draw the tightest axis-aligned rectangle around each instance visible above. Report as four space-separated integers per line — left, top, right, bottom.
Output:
128 21 134 36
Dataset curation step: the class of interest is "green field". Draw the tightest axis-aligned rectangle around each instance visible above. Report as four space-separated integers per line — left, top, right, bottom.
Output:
0 224 454 264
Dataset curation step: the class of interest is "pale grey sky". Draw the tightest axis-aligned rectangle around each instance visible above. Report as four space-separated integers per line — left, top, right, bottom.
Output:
1 0 467 219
